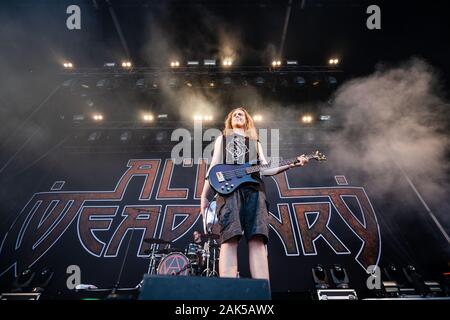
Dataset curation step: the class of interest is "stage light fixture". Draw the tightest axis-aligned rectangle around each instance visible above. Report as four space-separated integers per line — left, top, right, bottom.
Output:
143 114 154 122
168 77 178 88
33 268 54 291
294 76 306 86
301 114 313 124
193 115 213 121
222 58 233 67
204 59 216 66
121 61 132 68
63 62 73 69
62 79 77 88
96 79 109 88
255 77 265 86
73 114 85 122
383 264 417 296
312 264 329 289
187 60 199 66
155 131 167 143
327 76 338 87
120 131 132 143
329 58 339 65
136 78 146 89
402 265 429 295
223 77 232 85
330 264 350 289
88 131 101 142
271 60 282 67
92 114 103 121
13 269 35 291
170 61 180 68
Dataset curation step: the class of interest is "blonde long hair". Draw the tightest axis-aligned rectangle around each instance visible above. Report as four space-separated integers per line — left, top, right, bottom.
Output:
222 107 258 140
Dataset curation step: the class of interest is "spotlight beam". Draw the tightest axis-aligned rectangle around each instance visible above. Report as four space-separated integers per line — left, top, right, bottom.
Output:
279 0 293 58
106 0 130 60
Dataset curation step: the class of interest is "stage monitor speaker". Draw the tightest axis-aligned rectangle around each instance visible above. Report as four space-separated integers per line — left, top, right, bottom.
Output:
0 292 41 300
138 275 271 300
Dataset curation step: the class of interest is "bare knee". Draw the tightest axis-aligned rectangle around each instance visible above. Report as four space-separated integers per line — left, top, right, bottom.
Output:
248 235 265 248
222 236 239 249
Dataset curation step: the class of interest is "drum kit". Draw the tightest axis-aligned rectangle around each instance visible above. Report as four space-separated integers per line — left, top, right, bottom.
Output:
143 233 220 277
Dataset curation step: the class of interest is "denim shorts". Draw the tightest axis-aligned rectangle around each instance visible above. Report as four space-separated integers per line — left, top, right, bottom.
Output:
215 185 269 244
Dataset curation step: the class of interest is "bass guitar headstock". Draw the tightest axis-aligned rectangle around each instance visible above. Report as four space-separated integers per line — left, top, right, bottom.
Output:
310 150 326 162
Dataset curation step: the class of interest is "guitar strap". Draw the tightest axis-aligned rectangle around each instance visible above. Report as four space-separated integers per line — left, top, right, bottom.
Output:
221 135 227 163
256 138 260 165
245 136 249 163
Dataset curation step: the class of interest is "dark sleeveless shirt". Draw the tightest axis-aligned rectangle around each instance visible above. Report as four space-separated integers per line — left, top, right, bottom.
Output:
219 133 265 192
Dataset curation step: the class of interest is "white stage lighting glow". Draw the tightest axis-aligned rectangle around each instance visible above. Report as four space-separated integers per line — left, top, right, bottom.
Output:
93 114 103 121
222 58 233 67
272 60 281 67
302 115 313 124
143 114 154 121
253 114 263 122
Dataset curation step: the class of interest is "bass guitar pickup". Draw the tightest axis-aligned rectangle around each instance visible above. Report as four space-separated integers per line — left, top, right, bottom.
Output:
216 171 225 182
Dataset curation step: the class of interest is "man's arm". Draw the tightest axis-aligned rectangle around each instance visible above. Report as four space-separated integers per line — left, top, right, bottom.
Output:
257 142 308 176
200 136 222 213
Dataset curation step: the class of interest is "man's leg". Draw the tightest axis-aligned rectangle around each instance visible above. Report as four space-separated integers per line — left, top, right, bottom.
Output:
219 237 239 277
248 235 269 280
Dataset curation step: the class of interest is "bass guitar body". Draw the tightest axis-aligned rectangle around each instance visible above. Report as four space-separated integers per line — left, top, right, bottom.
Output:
208 163 259 195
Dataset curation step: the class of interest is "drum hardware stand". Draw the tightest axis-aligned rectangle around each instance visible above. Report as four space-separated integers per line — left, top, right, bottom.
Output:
134 208 163 289
136 244 159 290
201 194 219 277
202 238 219 277
145 240 173 275
107 226 137 298
146 243 160 275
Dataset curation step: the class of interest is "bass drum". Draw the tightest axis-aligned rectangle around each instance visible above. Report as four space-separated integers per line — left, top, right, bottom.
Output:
156 252 190 276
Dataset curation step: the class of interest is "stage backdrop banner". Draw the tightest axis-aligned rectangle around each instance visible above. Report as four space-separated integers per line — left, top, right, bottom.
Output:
0 147 448 296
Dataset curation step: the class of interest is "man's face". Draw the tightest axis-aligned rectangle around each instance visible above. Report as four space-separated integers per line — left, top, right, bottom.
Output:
231 109 246 129
193 231 200 240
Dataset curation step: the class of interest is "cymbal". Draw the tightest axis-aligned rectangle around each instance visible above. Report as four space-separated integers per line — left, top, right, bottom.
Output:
160 248 180 254
143 238 171 244
143 247 179 255
200 233 220 240
206 242 220 248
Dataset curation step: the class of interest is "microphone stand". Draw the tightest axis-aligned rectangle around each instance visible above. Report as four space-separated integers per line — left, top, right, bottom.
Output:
107 224 136 299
